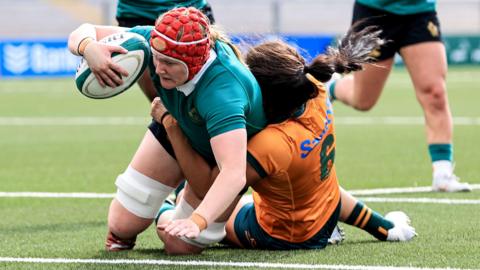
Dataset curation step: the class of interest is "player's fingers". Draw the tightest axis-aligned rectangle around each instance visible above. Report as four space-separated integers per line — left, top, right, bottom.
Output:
110 63 129 77
167 226 181 236
151 101 161 118
151 97 160 109
106 69 123 86
184 231 198 239
175 227 191 238
151 109 160 121
93 73 106 88
100 72 116 88
108 44 128 54
163 222 177 233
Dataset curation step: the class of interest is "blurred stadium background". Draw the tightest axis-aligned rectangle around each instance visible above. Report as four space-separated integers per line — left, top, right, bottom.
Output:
1 1 480 269
1 0 480 79
2 0 480 36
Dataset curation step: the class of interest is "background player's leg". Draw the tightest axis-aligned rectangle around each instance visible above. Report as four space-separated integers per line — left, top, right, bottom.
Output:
401 42 470 192
332 58 394 111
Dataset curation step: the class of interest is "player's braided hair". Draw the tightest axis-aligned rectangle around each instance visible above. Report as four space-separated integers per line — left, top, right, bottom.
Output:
246 25 383 123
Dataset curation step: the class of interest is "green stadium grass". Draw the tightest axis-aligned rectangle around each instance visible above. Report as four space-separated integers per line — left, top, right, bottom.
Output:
0 67 479 269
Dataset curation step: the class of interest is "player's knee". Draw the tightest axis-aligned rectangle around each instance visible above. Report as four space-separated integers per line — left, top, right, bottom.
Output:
352 101 375 111
107 221 134 241
163 234 203 255
418 83 448 111
115 166 175 219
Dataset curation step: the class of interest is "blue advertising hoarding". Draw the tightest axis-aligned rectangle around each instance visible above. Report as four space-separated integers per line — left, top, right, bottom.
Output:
0 35 334 79
0 39 79 78
231 34 334 62
2 35 478 79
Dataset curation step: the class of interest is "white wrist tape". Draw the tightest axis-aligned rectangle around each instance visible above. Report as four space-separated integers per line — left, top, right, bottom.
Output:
173 197 226 248
115 166 174 219
172 196 195 219
180 221 226 248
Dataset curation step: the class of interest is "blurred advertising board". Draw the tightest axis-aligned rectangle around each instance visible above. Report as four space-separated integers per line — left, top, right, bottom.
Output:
0 39 79 78
1 35 478 78
444 36 480 65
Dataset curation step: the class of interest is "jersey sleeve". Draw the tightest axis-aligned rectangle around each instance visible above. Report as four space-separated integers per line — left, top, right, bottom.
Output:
247 127 294 177
127 26 153 41
196 71 249 138
128 26 160 89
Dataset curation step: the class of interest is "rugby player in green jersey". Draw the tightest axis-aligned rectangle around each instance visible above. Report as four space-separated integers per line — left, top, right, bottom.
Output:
328 0 471 192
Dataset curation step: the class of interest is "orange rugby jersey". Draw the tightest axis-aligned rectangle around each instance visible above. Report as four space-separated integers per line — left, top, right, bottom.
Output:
247 78 340 243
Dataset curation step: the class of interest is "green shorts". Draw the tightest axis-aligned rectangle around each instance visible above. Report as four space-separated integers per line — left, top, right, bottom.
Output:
233 200 340 250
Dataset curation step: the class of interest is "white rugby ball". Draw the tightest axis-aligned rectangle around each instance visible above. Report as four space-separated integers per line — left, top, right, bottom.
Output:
75 32 150 99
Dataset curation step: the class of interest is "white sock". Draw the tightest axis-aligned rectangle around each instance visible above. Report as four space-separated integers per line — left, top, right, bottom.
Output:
432 160 453 179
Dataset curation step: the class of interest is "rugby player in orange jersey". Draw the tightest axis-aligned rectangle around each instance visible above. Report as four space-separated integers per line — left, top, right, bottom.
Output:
154 27 416 254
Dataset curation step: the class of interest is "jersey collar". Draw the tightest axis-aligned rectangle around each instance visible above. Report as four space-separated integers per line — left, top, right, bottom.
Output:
176 49 217 96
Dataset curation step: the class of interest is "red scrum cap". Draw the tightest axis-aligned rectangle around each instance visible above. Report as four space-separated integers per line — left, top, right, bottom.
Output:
150 7 211 80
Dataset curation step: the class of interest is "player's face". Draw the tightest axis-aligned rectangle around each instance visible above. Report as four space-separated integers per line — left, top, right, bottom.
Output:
152 50 188 89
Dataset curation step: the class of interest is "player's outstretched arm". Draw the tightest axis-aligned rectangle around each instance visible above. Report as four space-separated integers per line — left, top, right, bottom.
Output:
68 24 130 87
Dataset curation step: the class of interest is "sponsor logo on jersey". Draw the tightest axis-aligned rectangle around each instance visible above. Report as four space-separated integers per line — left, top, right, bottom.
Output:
299 100 333 159
188 106 204 125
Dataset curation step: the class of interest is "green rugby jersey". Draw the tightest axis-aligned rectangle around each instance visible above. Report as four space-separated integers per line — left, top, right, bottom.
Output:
129 26 267 163
117 0 207 21
357 0 436 15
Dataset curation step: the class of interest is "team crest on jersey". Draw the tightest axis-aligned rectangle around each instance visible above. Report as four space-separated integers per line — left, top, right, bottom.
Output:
188 106 203 125
427 21 439 37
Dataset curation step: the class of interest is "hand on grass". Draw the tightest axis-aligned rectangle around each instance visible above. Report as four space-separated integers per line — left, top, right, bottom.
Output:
158 218 200 239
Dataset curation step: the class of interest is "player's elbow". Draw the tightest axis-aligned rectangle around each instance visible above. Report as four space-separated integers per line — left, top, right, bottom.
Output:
231 171 247 192
220 166 246 193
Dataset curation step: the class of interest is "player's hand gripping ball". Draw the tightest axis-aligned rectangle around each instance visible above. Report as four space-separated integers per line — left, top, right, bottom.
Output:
75 32 150 99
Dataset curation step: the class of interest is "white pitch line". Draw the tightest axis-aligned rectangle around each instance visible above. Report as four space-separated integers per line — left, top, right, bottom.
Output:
0 257 477 270
0 117 148 126
0 192 114 198
1 193 480 205
335 116 480 126
357 197 480 204
0 184 479 200
0 116 479 126
349 184 480 195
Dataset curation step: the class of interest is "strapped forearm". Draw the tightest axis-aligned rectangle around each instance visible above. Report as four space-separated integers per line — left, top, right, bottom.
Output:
194 167 246 225
191 128 247 225
68 23 97 56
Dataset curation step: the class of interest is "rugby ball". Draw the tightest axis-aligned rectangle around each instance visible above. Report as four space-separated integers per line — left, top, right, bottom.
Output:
75 32 150 99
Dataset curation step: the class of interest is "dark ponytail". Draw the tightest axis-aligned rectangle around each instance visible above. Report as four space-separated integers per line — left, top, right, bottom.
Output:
246 25 383 123
306 25 384 82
